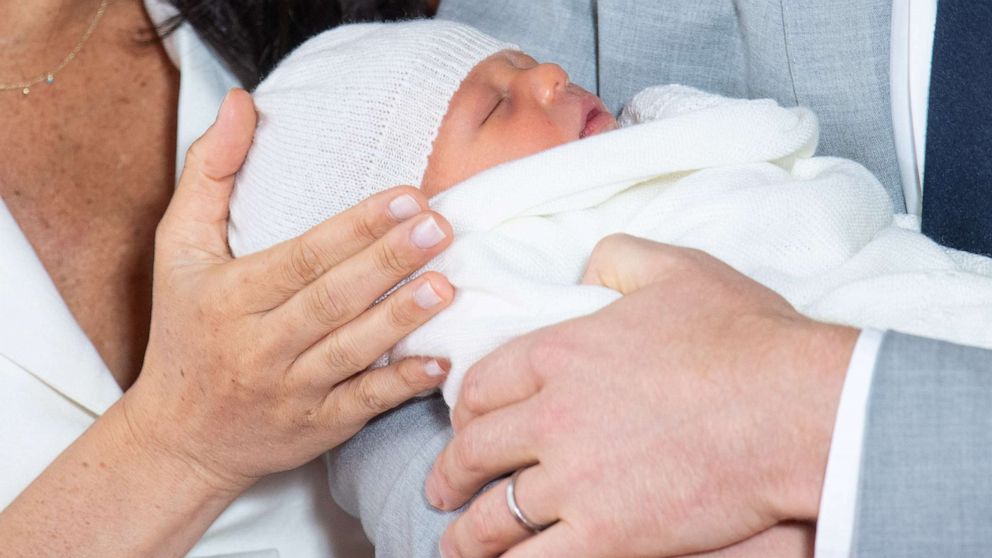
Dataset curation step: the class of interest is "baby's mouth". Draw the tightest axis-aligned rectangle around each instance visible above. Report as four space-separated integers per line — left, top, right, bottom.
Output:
579 97 618 139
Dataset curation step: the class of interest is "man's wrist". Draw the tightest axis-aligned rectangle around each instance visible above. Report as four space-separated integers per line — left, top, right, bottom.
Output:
772 320 860 521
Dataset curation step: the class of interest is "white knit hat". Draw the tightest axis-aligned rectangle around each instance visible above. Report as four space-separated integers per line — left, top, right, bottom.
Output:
228 20 518 256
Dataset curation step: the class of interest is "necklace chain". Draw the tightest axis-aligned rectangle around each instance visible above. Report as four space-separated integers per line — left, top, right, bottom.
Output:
0 0 111 96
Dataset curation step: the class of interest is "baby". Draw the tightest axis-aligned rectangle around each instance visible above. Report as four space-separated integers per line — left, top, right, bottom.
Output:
229 19 617 253
229 19 816 558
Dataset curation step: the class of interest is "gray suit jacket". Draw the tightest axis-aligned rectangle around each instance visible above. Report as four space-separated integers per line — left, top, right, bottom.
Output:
329 2 992 556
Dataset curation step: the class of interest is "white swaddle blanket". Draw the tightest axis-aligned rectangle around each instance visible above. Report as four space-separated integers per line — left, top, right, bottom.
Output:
390 85 992 407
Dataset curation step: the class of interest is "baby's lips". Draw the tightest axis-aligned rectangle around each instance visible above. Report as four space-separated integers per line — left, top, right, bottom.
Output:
581 106 618 139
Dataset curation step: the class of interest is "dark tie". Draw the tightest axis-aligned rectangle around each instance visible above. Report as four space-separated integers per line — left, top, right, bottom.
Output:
922 1 992 257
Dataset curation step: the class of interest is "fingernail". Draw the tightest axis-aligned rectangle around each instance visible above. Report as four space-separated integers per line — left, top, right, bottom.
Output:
424 359 447 377
388 194 421 221
411 216 446 249
414 282 443 310
425 475 444 509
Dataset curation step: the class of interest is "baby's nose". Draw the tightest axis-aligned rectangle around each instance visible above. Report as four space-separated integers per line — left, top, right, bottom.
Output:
525 63 570 104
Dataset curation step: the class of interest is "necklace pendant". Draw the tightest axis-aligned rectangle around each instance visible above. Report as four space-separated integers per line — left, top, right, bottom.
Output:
22 87 30 96
46 74 55 85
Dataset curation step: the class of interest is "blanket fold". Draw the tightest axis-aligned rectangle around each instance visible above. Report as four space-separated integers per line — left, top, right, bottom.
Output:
391 85 992 407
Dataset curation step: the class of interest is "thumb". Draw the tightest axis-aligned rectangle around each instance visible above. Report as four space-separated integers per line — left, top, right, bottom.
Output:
159 88 257 263
581 233 682 294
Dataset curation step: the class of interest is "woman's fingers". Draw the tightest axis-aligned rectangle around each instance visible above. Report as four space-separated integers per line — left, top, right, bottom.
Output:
439 466 559 558
158 89 256 263
265 211 453 350
427 398 542 511
322 356 450 430
291 272 454 386
234 186 431 309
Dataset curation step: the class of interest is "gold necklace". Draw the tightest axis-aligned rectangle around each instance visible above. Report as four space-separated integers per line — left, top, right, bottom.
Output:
0 0 110 96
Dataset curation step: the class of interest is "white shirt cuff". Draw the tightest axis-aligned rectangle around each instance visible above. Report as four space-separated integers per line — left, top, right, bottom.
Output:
814 328 886 558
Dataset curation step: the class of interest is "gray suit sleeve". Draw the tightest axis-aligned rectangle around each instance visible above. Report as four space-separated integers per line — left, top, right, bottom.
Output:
856 331 992 556
326 394 458 557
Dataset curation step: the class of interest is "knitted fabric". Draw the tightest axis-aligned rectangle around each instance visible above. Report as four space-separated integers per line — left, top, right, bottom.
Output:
388 86 992 407
229 20 517 256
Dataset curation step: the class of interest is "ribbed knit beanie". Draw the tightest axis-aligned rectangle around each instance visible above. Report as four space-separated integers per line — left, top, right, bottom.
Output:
228 20 518 256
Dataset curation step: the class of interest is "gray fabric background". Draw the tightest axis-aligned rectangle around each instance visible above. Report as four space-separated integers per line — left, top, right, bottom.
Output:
328 2 992 556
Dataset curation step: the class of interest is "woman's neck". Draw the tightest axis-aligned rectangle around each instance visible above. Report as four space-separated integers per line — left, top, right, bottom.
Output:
0 0 106 59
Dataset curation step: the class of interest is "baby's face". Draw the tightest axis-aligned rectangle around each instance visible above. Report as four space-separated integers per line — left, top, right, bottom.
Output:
422 51 618 196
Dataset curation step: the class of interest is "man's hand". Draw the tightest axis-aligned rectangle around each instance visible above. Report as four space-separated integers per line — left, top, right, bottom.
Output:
426 234 858 557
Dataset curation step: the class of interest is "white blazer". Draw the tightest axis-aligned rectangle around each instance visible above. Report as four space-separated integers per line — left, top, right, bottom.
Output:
0 3 372 556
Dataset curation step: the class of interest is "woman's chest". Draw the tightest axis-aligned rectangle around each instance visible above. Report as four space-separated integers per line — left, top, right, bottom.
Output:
0 27 179 389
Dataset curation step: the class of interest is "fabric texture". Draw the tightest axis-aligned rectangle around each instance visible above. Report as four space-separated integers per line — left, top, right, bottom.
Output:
228 20 516 257
440 0 906 211
329 3 992 556
922 2 992 256
857 332 992 556
391 85 992 406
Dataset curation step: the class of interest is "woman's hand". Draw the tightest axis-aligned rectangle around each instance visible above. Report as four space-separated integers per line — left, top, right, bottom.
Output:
0 89 455 558
425 234 858 558
125 88 455 492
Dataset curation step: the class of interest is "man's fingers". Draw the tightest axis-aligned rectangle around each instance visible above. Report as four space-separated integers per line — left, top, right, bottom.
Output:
159 89 256 262
439 466 558 558
234 186 431 309
500 522 585 558
452 333 545 431
290 272 454 386
581 233 690 294
427 399 542 511
265 212 452 350
322 356 450 429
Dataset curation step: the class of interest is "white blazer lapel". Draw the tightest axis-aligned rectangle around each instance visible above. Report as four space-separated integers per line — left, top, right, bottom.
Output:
0 199 122 417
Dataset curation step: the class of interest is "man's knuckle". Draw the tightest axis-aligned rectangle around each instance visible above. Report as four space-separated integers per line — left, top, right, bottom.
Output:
572 521 600 549
467 501 504 545
534 398 567 439
452 432 483 474
434 455 459 494
459 373 485 412
528 329 573 373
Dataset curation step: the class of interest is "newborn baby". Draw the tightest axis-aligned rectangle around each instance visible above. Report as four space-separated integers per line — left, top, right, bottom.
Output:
229 20 821 558
229 19 617 253
231 19 992 558
422 49 618 195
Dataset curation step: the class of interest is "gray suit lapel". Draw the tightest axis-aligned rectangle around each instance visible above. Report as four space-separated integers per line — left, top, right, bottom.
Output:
596 0 745 113
781 0 905 209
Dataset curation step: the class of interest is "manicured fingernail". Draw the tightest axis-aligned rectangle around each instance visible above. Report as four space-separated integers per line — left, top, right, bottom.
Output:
424 359 447 377
414 282 443 309
388 194 421 221
411 216 446 249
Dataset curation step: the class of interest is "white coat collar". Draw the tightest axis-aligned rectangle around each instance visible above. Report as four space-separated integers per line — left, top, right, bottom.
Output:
0 6 234 418
0 200 122 416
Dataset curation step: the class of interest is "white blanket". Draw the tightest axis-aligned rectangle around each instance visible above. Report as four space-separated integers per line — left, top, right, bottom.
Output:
390 85 992 407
